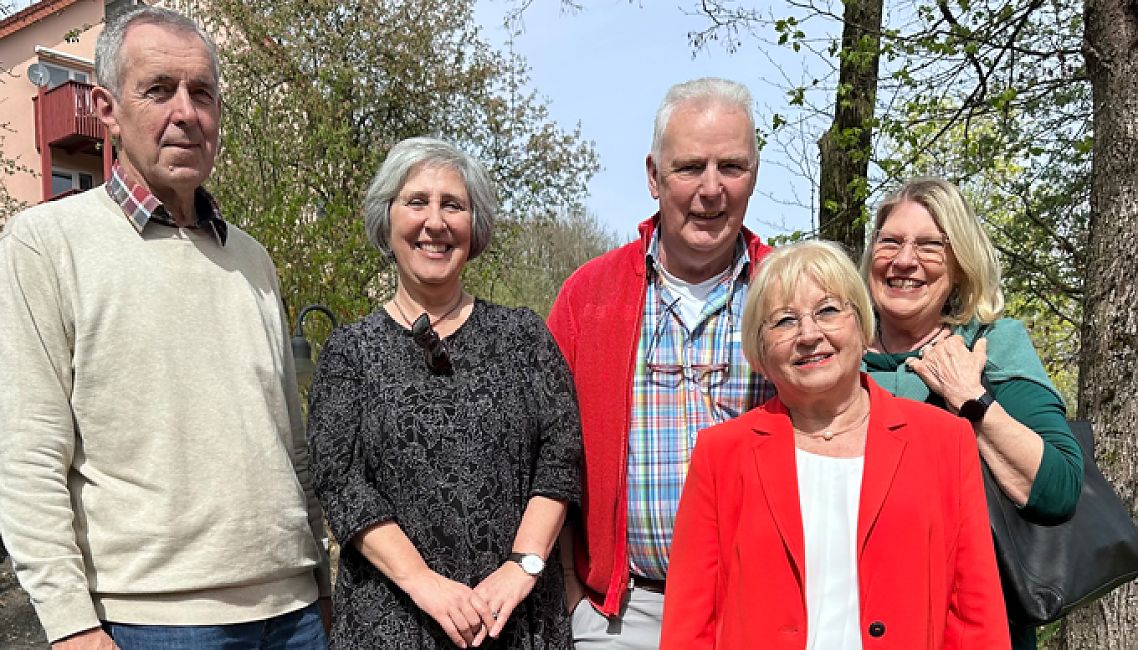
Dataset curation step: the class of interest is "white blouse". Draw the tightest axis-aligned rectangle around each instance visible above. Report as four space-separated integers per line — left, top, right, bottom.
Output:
795 447 865 650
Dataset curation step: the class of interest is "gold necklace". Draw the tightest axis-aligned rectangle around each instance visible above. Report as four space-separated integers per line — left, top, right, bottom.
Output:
794 408 870 442
391 292 465 328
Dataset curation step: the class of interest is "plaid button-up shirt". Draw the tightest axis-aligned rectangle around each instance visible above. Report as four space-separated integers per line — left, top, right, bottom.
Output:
105 162 228 246
626 234 776 580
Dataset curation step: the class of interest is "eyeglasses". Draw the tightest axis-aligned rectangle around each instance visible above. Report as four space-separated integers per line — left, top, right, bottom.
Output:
871 230 950 263
644 296 732 391
647 358 730 388
411 313 452 374
763 299 857 344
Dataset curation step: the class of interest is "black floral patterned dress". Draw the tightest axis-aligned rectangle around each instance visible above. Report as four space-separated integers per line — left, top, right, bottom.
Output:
307 300 581 649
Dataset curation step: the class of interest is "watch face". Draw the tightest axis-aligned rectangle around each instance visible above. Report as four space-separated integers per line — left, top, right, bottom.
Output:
960 392 994 423
520 554 544 575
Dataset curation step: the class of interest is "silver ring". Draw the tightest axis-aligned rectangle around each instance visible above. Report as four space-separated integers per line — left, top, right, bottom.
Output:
491 610 499 619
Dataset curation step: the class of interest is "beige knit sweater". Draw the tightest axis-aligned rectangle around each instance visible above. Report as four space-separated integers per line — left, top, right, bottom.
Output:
0 188 330 642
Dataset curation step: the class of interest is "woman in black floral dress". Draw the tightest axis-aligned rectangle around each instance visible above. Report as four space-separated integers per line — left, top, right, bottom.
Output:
307 137 582 649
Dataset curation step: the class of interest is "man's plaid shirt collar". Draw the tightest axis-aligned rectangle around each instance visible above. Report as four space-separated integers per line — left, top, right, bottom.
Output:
105 162 228 246
644 229 751 283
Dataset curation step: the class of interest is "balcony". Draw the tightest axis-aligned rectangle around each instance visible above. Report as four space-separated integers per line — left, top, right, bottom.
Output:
33 80 105 155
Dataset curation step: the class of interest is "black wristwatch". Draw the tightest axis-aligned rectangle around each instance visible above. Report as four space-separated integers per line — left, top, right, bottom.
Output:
959 391 996 423
508 552 545 576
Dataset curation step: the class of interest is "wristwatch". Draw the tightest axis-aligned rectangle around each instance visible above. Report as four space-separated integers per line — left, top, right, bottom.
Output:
959 390 996 423
508 552 545 576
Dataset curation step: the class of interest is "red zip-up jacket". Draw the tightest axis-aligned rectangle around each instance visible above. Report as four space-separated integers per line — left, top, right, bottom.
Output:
546 215 773 615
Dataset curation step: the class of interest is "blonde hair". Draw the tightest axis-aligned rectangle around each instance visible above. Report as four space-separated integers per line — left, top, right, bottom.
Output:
860 177 1004 325
742 240 874 372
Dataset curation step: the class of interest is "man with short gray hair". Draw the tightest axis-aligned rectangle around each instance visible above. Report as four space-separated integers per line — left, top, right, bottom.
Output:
547 77 776 648
0 6 329 648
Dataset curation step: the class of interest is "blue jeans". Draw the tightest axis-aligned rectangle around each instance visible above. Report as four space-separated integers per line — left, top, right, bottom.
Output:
103 602 326 649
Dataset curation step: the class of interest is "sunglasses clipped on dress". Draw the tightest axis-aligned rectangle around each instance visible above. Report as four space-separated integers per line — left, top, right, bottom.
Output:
411 313 452 375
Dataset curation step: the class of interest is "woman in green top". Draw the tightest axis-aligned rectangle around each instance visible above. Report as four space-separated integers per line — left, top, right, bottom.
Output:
859 177 1083 649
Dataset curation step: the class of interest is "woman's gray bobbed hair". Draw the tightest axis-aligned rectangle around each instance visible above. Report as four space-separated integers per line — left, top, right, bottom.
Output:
363 137 497 261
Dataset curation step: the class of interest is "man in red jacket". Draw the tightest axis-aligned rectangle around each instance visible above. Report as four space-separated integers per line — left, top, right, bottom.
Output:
547 77 775 648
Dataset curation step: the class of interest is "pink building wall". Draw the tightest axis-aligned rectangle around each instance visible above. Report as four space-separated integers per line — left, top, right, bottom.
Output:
1 0 107 207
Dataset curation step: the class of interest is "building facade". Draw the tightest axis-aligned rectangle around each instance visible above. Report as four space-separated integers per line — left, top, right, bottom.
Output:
0 0 141 222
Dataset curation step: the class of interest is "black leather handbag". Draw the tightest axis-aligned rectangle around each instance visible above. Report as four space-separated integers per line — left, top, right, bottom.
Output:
981 419 1138 626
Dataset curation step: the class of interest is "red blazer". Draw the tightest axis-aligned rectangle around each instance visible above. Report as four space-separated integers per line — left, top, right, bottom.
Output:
661 377 1009 649
547 215 772 615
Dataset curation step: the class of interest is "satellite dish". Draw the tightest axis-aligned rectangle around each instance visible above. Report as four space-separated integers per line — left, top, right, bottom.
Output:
27 63 50 88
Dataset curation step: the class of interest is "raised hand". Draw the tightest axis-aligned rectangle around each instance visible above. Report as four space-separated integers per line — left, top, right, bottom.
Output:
906 335 989 412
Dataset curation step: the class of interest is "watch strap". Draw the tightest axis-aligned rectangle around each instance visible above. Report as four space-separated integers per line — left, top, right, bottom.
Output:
960 390 995 423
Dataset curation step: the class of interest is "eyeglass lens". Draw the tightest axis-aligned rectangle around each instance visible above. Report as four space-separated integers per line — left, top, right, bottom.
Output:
872 231 949 261
765 301 854 342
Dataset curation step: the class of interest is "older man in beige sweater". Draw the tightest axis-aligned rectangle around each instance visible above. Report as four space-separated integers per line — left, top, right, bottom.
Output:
0 6 329 649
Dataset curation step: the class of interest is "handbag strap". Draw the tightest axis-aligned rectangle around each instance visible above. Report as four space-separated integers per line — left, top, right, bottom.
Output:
1067 419 1094 458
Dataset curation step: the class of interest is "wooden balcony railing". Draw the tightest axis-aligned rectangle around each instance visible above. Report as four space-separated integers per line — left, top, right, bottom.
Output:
34 80 105 148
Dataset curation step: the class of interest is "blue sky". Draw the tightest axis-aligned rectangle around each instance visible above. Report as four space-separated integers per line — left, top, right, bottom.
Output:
474 0 819 243
1 0 821 243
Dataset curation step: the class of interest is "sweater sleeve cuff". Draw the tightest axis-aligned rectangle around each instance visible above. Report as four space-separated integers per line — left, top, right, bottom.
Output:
324 484 396 548
36 589 101 643
1022 442 1080 524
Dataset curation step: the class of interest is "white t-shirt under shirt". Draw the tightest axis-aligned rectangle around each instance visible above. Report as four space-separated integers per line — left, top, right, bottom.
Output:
796 447 865 649
656 264 727 329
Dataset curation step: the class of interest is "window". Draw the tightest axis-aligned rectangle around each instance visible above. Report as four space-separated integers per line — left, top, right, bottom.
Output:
52 168 95 196
41 62 89 90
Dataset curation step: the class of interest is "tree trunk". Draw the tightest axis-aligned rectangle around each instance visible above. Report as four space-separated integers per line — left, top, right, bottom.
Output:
1062 0 1138 644
817 0 882 260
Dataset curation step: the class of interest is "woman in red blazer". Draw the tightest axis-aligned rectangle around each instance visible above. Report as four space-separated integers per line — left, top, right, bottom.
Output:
661 240 1008 649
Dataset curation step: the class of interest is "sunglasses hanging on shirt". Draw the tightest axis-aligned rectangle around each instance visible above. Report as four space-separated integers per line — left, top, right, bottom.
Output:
411 313 453 375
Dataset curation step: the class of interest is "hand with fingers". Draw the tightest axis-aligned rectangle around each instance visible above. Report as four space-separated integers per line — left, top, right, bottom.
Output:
472 560 540 640
906 335 989 412
404 570 493 648
52 628 121 650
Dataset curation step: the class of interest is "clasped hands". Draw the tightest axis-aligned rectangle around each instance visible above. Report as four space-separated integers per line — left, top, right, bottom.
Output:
404 560 538 648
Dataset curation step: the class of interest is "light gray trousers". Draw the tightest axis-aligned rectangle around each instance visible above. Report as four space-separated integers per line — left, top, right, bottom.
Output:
571 586 664 649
